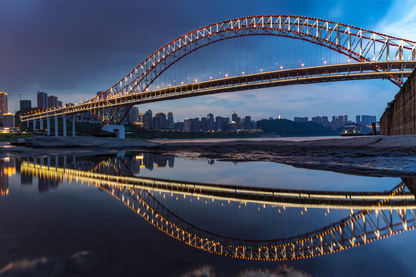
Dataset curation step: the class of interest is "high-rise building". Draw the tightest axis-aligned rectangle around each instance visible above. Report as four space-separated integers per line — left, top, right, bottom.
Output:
244 116 251 129
57 100 63 108
200 117 207 132
0 92 7 122
356 115 361 125
168 112 174 129
153 112 166 129
3 113 15 127
184 118 191 132
127 107 139 123
37 91 48 109
48 95 58 109
232 111 238 122
215 116 222 131
143 110 153 129
191 118 200 132
20 100 31 111
207 113 214 131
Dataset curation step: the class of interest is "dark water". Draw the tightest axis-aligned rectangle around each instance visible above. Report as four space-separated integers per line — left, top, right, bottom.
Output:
1 152 416 277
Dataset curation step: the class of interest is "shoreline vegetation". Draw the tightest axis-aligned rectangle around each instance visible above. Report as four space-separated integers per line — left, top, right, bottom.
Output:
1 135 416 178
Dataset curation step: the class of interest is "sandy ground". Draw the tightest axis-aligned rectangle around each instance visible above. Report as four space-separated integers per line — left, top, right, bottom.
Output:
2 135 416 177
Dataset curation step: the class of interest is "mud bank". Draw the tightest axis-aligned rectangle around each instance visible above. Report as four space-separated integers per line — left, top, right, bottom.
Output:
2 135 416 177
150 135 416 177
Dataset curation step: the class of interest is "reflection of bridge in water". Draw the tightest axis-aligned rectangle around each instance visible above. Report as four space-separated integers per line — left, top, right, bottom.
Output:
19 155 416 261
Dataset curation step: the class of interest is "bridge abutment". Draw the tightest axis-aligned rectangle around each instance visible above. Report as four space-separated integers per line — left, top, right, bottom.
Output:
381 70 416 135
102 125 125 139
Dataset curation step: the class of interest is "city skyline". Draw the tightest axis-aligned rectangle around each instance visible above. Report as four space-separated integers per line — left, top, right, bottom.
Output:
1 1 416 123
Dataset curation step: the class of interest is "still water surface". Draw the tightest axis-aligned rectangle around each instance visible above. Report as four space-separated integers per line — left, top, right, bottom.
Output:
0 152 415 276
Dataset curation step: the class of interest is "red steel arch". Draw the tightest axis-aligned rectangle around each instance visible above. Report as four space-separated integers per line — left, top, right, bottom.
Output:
94 15 416 105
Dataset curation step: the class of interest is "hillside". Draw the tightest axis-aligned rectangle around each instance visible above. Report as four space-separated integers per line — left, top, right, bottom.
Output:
257 119 341 137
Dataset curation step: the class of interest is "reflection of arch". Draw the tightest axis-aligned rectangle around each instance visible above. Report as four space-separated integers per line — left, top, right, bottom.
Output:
104 183 416 261
19 160 416 260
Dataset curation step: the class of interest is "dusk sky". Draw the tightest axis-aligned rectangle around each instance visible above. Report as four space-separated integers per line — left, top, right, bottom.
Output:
1 0 416 122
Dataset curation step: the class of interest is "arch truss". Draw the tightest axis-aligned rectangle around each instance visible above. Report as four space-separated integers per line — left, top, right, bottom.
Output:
88 15 416 124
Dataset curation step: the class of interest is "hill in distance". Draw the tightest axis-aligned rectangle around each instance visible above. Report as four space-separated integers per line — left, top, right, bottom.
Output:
257 119 341 137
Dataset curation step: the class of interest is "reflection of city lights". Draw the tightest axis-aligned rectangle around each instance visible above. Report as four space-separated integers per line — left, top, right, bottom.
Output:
135 155 144 160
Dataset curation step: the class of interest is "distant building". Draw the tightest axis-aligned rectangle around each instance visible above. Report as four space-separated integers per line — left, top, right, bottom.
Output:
20 100 31 111
184 118 191 132
37 91 48 109
207 113 214 131
3 113 15 127
127 107 139 123
294 117 308 123
0 92 7 122
245 116 251 129
153 112 166 129
215 116 222 131
143 110 153 129
48 95 58 109
232 111 238 122
200 117 207 132
167 112 174 129
57 100 63 108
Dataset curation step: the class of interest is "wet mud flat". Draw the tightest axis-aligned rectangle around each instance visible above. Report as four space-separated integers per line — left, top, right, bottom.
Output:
150 135 416 177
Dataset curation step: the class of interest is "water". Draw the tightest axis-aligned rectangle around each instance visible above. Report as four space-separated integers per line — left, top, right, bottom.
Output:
1 152 416 276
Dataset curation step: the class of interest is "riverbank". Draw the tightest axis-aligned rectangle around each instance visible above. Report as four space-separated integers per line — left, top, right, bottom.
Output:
2 135 416 177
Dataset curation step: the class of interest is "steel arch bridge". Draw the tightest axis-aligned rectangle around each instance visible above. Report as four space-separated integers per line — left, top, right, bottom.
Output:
21 15 416 126
20 158 416 261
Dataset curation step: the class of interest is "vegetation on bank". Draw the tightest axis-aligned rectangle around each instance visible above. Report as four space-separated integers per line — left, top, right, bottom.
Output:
257 119 341 137
0 132 35 142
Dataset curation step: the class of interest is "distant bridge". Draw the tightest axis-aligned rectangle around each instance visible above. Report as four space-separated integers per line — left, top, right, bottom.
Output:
20 15 416 137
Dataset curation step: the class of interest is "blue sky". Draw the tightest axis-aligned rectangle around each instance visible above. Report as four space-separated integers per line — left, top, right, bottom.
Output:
1 0 415 122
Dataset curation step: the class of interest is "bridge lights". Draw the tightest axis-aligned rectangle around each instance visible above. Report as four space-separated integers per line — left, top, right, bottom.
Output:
195 79 197 82
225 74 228 77
280 66 283 69
242 71 245 74
210 77 212 79
301 63 304 67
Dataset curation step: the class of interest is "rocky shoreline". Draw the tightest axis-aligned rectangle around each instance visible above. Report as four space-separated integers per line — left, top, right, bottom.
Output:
2 135 416 177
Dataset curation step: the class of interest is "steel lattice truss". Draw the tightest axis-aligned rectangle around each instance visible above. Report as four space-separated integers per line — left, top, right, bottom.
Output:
21 15 416 124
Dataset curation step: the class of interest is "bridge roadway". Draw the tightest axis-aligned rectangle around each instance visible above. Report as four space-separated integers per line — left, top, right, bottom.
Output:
21 161 416 210
20 61 415 122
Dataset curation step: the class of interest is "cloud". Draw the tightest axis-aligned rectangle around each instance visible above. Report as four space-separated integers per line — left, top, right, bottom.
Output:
377 0 416 39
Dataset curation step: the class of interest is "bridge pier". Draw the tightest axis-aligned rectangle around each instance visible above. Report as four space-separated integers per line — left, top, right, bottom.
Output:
32 117 36 132
40 118 43 131
72 115 75 137
54 114 58 136
102 125 125 139
47 116 50 136
63 114 66 137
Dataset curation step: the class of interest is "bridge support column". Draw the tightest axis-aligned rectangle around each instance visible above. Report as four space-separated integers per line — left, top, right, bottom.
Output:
27 120 29 128
32 117 36 132
54 114 58 136
72 115 75 137
63 114 66 137
102 125 125 139
40 119 43 131
47 116 50 136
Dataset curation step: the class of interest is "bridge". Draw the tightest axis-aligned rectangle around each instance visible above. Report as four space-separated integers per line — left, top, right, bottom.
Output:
19 15 416 138
18 155 416 261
